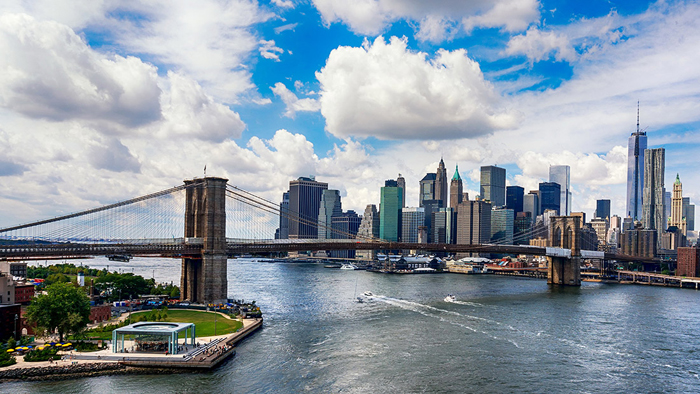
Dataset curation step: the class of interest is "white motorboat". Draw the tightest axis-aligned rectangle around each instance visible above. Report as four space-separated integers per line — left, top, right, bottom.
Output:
444 294 456 302
362 291 373 297
340 263 357 270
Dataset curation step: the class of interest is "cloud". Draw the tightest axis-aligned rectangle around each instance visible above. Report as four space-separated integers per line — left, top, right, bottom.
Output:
0 159 27 177
505 27 576 62
312 0 540 39
274 23 298 34
271 0 294 9
270 82 321 118
515 147 627 186
159 72 246 142
259 39 284 61
316 36 517 140
106 1 274 103
0 14 161 127
87 137 141 173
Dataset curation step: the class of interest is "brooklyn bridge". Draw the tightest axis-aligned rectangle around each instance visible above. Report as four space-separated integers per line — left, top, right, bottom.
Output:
0 177 658 303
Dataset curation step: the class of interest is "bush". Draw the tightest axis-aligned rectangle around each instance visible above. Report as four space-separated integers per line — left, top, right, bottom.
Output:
0 350 16 367
24 346 60 362
75 341 99 352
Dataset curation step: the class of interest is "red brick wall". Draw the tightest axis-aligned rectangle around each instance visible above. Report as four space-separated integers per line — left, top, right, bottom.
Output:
14 284 35 304
90 305 111 324
677 247 700 277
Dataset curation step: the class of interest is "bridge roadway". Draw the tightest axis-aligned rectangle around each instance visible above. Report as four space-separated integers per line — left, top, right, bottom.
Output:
0 238 658 263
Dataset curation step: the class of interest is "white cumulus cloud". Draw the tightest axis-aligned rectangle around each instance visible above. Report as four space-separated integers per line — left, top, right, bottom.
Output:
259 39 284 61
270 82 321 118
316 36 517 140
505 27 576 62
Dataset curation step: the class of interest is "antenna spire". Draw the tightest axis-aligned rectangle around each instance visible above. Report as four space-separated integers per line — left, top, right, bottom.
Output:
636 101 639 134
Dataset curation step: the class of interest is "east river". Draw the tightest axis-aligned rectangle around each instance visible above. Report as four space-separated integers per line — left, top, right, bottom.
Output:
7 258 700 393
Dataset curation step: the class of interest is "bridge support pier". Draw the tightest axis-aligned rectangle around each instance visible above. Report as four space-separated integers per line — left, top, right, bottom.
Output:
547 216 582 287
181 177 228 304
547 256 581 286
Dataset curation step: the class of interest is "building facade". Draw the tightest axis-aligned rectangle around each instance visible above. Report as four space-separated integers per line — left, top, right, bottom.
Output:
626 115 647 220
595 199 611 220
331 211 362 258
491 208 514 245
432 208 456 244
480 166 506 206
670 174 686 235
401 207 425 243
456 200 492 246
278 191 290 239
288 177 328 239
318 189 342 239
397 174 406 208
356 205 380 260
380 183 403 242
677 247 700 277
539 182 561 215
450 165 463 209
435 159 448 208
523 191 540 219
419 173 436 207
549 165 572 215
506 186 524 214
642 148 666 245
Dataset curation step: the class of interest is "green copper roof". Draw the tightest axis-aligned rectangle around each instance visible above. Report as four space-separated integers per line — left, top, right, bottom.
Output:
675 173 681 185
452 165 461 181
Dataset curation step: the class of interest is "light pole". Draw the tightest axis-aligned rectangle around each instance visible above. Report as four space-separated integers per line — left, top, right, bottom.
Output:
214 306 217 336
14 314 18 340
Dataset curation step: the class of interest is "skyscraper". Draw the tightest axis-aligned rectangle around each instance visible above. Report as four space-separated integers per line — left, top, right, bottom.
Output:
397 174 406 208
491 208 514 245
665 191 671 229
331 210 362 258
539 182 561 215
456 200 492 246
642 147 665 245
670 174 686 235
523 190 540 219
356 204 380 260
379 182 403 242
480 165 506 206
401 207 425 243
419 173 436 207
435 158 448 208
595 199 611 220
288 176 328 239
278 191 289 239
506 186 524 214
450 165 463 209
549 165 572 215
626 104 647 220
432 208 456 244
317 189 342 239
684 199 695 231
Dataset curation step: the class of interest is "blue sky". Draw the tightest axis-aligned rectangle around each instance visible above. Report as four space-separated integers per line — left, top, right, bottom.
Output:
0 0 698 232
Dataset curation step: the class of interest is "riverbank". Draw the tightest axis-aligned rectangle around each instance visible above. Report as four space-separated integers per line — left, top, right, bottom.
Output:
0 362 187 383
0 318 263 383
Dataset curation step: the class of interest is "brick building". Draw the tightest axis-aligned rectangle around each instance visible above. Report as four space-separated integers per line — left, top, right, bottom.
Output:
90 304 111 324
0 304 21 341
677 247 700 277
14 283 35 304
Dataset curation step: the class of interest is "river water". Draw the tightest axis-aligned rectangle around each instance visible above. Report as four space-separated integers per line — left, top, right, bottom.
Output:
7 258 700 393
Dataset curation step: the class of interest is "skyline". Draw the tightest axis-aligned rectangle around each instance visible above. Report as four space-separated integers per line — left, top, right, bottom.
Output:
0 0 699 228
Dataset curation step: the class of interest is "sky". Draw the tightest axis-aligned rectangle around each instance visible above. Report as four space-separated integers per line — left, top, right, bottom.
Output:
0 0 698 230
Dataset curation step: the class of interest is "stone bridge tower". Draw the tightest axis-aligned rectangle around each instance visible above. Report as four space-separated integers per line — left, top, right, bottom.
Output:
548 216 582 286
180 177 228 304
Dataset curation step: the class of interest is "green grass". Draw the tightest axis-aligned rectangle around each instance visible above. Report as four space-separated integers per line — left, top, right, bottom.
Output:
96 310 243 339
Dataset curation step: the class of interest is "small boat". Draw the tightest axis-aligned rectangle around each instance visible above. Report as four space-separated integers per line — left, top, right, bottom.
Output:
107 254 132 262
362 291 373 297
340 263 357 270
444 294 456 303
356 297 364 303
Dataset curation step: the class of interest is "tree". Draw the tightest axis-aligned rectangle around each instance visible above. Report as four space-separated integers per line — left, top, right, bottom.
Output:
26 282 91 342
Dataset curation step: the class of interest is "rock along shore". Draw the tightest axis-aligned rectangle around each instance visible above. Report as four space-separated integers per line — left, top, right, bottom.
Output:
0 362 187 383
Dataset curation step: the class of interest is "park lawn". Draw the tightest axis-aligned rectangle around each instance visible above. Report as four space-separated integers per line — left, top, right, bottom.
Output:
129 309 243 338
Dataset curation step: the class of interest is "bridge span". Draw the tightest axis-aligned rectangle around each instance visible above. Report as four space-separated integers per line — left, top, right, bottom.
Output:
0 177 663 303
